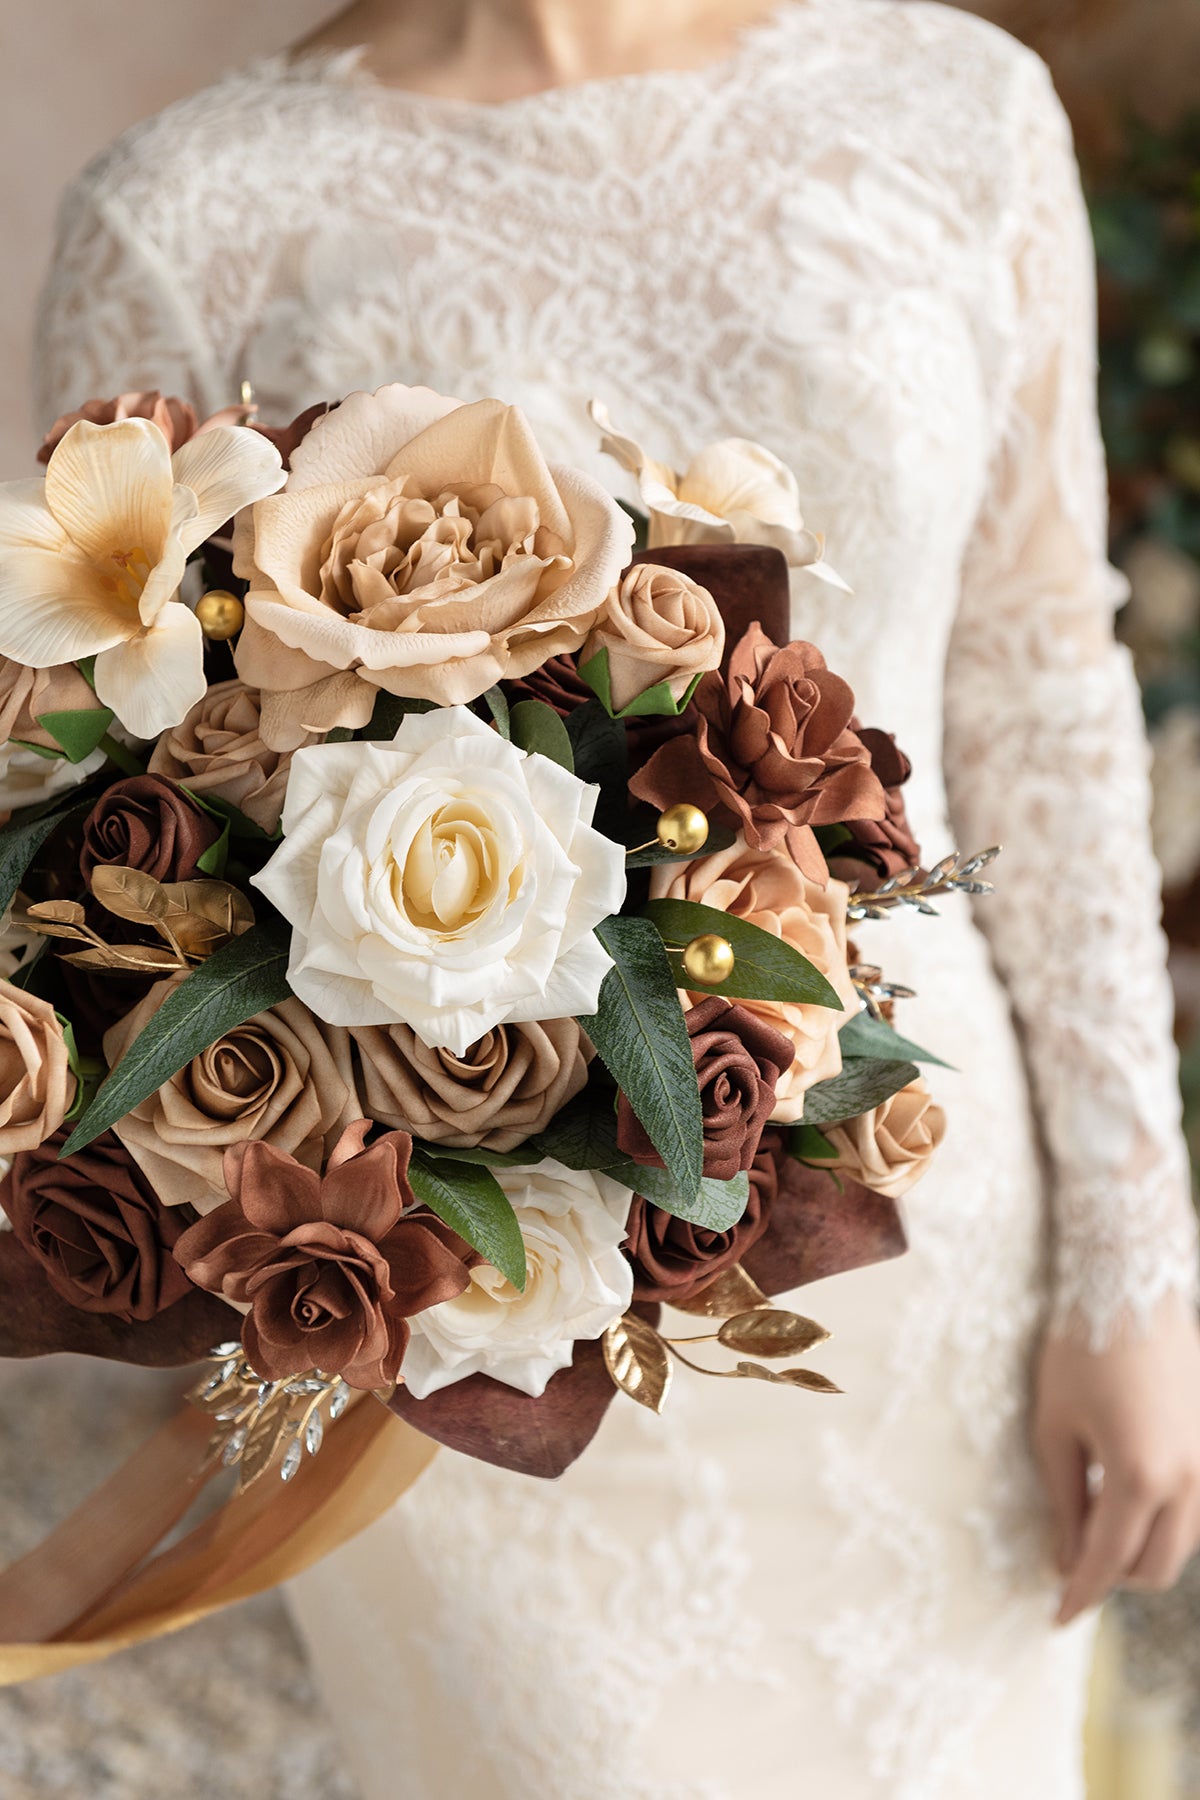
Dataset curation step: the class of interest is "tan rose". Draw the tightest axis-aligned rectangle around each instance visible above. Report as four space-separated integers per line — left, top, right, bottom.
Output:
0 656 98 750
822 1078 946 1199
650 839 856 1122
149 679 315 833
103 979 361 1212
0 982 76 1154
351 1017 591 1153
233 383 633 749
38 391 252 463
581 562 724 712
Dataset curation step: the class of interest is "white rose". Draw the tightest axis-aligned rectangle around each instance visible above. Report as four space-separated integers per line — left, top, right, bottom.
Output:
252 706 626 1055
0 741 104 823
401 1159 634 1398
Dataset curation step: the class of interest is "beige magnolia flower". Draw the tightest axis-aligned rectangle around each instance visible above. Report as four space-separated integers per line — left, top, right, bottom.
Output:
582 562 724 711
589 400 848 589
822 1077 946 1199
0 418 284 739
232 383 632 748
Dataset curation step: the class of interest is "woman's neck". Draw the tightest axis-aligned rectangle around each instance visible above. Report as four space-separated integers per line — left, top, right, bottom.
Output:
294 0 785 100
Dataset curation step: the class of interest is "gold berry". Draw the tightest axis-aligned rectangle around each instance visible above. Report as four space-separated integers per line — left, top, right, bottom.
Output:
681 932 735 986
655 803 709 856
196 590 245 641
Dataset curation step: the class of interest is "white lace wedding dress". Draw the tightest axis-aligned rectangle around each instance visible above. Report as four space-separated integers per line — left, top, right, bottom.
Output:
32 3 1198 1795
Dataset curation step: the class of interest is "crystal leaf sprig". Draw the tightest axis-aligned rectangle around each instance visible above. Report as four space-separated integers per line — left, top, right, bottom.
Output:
845 846 1000 922
188 1343 352 1492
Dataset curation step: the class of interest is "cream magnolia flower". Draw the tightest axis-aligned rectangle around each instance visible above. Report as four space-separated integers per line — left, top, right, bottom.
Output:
590 399 849 590
401 1159 634 1398
233 383 633 748
252 706 626 1055
0 418 284 739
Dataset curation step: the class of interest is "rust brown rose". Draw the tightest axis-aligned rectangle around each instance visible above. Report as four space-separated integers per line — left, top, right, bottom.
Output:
104 979 361 1213
509 653 593 718
37 391 251 463
80 774 221 886
5 1127 193 1321
624 1163 773 1303
828 727 922 888
175 1121 473 1387
0 982 75 1155
629 623 885 881
352 1017 590 1153
149 679 314 834
617 995 794 1181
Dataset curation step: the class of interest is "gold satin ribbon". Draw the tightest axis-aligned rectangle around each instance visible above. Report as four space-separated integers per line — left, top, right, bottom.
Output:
0 1394 436 1685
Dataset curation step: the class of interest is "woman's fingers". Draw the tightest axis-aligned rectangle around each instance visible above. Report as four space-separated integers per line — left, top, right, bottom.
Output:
1056 1472 1158 1625
1124 1487 1200 1591
1036 1428 1089 1575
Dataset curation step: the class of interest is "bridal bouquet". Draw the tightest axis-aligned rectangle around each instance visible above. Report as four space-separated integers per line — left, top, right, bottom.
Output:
0 381 990 1664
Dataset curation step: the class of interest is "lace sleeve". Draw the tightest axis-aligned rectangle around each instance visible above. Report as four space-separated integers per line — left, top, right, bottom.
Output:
943 56 1197 1348
32 172 222 431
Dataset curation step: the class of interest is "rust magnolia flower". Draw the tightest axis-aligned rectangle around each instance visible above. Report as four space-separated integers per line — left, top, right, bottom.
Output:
175 1121 473 1388
624 1157 773 1302
629 623 884 880
80 774 221 885
828 727 922 888
617 995 794 1181
5 1128 193 1321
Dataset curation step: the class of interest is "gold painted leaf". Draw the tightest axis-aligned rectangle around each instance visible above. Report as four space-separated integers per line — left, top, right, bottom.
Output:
733 1360 842 1394
21 898 88 932
717 1310 831 1358
61 944 183 972
603 1312 672 1413
669 1264 771 1318
90 864 170 928
237 1394 296 1489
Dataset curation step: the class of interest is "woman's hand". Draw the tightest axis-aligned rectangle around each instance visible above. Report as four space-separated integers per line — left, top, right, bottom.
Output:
1033 1289 1200 1626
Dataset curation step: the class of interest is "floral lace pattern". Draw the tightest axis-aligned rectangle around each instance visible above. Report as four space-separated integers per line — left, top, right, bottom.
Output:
31 2 1196 1790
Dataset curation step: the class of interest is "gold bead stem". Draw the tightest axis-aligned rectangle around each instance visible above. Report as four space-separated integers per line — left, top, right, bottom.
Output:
655 803 709 854
681 932 735 986
196 590 245 641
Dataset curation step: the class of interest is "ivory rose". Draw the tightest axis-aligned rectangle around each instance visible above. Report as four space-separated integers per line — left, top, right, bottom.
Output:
650 839 855 1122
823 1079 946 1199
233 383 632 747
401 1159 634 1398
252 707 625 1056
0 982 76 1155
581 562 724 712
149 678 314 833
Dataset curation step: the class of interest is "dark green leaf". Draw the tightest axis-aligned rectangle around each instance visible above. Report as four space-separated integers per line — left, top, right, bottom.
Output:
647 898 844 1009
578 914 703 1205
524 1091 623 1171
408 1149 527 1290
838 1009 951 1068
787 1121 839 1164
61 918 292 1155
35 706 115 764
565 697 627 789
509 699 574 772
0 794 92 918
421 1141 531 1170
577 645 703 720
624 823 735 868
616 498 649 553
480 685 511 740
801 1058 919 1127
360 690 436 740
630 1164 750 1230
195 817 231 878
187 791 279 842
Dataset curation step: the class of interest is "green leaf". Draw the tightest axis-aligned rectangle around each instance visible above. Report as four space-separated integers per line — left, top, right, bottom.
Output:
8 738 64 762
578 914 704 1205
787 1121 839 1164
624 823 735 868
509 698 574 772
421 1141 531 1171
617 498 649 553
360 690 436 740
801 1058 919 1127
182 790 279 843
630 1164 750 1230
838 1009 951 1069
61 918 292 1155
195 817 231 877
408 1148 527 1291
35 706 115 764
324 727 355 745
646 898 844 1009
577 645 704 720
480 685 511 740
0 793 92 917
565 699 628 841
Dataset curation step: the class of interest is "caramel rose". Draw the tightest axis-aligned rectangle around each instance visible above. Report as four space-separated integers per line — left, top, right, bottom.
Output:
629 623 885 881
6 1127 193 1321
175 1122 473 1388
37 390 251 463
0 982 75 1155
582 562 724 713
624 1168 772 1304
0 655 96 750
828 727 922 888
617 995 793 1181
650 840 856 1123
149 679 314 834
104 980 361 1213
80 774 221 885
823 1078 946 1200
352 1017 590 1153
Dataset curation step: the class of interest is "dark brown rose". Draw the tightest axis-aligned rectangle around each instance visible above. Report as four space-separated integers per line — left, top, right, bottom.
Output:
628 623 885 881
828 726 922 887
617 995 795 1181
624 1164 773 1302
509 653 593 718
5 1127 193 1321
80 774 220 886
175 1121 473 1388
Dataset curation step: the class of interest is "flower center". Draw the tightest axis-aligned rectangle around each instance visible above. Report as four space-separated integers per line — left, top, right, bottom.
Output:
399 799 514 935
98 544 152 615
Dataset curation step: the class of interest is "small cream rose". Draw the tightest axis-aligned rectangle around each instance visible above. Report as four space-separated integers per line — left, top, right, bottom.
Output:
650 838 855 1122
582 562 724 712
352 1017 591 1152
0 982 75 1154
822 1077 946 1199
149 678 314 834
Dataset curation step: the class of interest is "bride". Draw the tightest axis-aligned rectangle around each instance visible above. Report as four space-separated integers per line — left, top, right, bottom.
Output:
34 0 1200 1793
